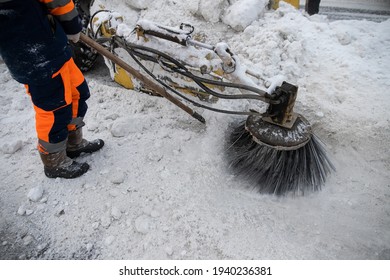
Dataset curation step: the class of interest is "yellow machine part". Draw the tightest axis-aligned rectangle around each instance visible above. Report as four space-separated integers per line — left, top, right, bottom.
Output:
114 65 134 89
271 0 300 9
93 16 124 38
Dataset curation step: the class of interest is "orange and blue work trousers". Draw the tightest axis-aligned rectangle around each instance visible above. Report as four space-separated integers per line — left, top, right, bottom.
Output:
25 57 90 154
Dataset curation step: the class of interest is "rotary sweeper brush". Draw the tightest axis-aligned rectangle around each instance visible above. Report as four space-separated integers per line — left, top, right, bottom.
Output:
73 1 334 195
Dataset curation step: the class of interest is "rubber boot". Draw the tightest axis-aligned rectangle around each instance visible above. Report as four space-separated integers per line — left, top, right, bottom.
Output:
67 128 104 159
40 150 89 179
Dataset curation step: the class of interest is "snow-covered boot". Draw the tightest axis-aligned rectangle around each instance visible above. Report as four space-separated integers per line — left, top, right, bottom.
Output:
40 150 89 179
66 128 104 159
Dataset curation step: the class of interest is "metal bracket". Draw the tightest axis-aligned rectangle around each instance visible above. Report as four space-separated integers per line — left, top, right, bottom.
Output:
263 81 298 129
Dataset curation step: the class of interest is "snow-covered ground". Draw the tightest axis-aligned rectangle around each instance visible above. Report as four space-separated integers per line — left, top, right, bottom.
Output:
1 0 389 260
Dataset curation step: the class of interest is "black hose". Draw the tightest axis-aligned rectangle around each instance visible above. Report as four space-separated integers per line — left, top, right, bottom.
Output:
115 38 275 103
115 41 263 116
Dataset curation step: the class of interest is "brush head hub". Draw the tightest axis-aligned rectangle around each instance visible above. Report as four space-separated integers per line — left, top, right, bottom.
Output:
246 114 312 150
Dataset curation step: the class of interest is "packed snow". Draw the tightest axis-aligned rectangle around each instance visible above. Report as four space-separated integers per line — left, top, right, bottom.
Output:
0 0 389 260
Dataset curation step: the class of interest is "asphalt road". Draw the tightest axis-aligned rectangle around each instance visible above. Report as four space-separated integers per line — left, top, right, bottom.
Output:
319 6 390 22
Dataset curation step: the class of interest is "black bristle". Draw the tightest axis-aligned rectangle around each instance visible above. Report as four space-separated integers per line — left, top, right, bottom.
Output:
227 122 335 195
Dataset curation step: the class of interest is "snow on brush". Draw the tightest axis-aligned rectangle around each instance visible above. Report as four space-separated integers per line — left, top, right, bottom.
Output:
1 1 390 260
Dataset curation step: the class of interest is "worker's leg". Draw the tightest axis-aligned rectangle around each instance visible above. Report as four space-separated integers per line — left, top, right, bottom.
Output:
65 58 104 158
25 59 89 178
306 0 321 15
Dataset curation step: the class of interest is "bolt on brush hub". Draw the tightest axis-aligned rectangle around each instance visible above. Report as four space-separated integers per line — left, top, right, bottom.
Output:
246 114 312 150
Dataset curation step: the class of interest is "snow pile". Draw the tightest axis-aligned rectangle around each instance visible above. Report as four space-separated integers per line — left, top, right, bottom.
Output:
197 0 228 23
222 0 268 31
125 0 153 10
196 0 268 30
1 0 390 260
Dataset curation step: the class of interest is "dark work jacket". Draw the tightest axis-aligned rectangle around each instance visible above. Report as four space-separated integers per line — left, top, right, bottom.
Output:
0 0 82 85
